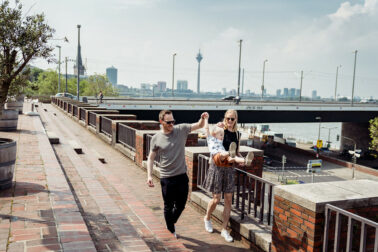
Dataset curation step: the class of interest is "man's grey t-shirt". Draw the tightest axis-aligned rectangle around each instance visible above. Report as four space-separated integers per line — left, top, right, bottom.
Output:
150 124 191 178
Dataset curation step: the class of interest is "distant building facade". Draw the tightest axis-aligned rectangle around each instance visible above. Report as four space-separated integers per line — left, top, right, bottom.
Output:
283 88 289 97
106 66 118 86
157 81 166 92
177 80 188 90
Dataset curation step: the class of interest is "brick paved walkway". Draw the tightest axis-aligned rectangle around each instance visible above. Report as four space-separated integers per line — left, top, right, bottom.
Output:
0 103 250 251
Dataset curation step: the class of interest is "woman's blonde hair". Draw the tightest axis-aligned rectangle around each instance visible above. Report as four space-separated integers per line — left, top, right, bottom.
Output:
223 109 238 132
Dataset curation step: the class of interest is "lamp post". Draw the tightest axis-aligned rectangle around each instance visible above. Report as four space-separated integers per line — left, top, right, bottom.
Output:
334 65 342 101
351 50 358 106
64 57 76 94
237 39 243 98
261 59 268 99
172 53 176 97
321 126 338 149
56 45 61 93
76 24 81 101
342 136 357 179
299 70 303 102
315 116 322 158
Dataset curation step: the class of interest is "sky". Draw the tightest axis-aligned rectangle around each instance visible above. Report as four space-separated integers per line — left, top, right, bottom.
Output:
22 0 378 98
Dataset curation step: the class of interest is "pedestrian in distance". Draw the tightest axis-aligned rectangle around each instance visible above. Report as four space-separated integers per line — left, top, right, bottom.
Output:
98 91 104 104
146 110 209 238
202 109 248 242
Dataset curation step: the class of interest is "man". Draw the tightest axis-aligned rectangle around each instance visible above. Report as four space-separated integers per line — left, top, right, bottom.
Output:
146 110 208 237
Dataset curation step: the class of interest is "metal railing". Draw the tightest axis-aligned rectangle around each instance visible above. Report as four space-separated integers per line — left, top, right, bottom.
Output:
100 117 112 137
68 104 72 113
146 134 160 165
73 105 78 117
323 204 378 252
88 112 96 128
197 154 275 225
117 123 136 151
79 108 86 121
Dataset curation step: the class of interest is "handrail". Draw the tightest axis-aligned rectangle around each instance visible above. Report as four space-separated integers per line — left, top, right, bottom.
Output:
117 123 136 151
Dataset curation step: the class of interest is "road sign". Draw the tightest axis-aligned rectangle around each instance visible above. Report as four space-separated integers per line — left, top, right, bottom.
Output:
316 140 323 149
307 159 322 173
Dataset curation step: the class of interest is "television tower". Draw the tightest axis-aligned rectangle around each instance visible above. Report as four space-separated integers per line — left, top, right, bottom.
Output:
196 50 203 94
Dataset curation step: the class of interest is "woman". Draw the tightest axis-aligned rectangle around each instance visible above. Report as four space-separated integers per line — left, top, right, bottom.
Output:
202 109 241 242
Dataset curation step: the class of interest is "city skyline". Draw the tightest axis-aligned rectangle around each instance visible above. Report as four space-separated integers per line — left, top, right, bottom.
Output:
25 0 378 98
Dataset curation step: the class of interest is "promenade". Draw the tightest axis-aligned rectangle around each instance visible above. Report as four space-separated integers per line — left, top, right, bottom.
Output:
0 103 250 252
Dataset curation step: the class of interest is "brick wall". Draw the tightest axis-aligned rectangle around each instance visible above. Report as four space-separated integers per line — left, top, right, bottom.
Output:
272 185 378 252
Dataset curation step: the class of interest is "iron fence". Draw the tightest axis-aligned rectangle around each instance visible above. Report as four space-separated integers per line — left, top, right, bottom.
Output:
68 104 72 113
117 123 136 151
79 108 86 121
323 203 378 252
197 154 275 225
100 117 112 137
146 134 160 165
88 112 96 128
73 105 78 117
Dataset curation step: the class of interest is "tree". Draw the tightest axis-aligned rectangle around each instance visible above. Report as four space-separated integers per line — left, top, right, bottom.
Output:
0 0 54 113
369 117 378 153
81 74 119 97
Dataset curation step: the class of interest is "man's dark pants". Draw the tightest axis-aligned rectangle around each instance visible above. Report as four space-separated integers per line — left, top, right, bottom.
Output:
160 173 189 233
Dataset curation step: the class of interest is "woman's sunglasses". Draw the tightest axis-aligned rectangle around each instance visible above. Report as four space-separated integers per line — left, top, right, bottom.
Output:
226 117 235 122
164 120 176 125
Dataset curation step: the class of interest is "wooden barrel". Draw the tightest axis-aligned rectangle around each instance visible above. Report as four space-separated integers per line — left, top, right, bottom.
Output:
0 109 18 131
0 138 16 190
5 101 23 114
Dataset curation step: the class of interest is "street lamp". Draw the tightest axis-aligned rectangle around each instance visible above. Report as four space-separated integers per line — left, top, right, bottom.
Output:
172 53 176 97
315 116 322 158
237 39 243 98
56 45 61 93
351 50 358 106
64 57 76 94
342 136 357 179
334 65 342 102
76 24 81 101
261 59 268 99
321 126 338 149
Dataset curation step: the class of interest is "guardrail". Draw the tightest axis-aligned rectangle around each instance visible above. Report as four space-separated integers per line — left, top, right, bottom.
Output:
197 154 275 225
146 134 160 165
73 105 78 117
100 117 112 137
88 112 96 128
323 203 378 252
117 124 136 151
79 108 86 121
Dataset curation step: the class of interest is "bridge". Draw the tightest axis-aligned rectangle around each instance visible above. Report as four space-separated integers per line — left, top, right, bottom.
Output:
88 98 378 124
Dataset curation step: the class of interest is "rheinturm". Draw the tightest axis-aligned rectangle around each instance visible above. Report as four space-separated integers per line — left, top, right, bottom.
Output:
196 50 203 94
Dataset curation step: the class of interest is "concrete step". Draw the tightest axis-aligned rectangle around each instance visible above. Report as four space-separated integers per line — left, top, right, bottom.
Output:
46 131 59 144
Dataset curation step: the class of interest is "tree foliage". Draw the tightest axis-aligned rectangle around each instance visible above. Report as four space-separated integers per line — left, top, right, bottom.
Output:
369 117 378 152
0 0 54 111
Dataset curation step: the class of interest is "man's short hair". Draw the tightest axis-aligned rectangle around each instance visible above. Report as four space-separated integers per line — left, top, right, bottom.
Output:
159 110 172 121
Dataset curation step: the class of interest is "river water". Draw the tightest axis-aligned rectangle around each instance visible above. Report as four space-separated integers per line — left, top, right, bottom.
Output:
244 122 342 149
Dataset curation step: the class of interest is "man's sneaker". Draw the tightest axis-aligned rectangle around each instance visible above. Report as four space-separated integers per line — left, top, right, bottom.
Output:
173 232 178 239
204 217 213 233
245 151 254 166
229 142 237 158
221 229 233 242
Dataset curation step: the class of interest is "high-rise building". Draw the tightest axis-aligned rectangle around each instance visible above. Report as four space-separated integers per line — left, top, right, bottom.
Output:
295 89 300 97
283 88 289 97
177 80 188 90
312 90 317 100
157 81 166 92
106 66 118 86
289 88 296 97
276 89 282 97
222 88 227 95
